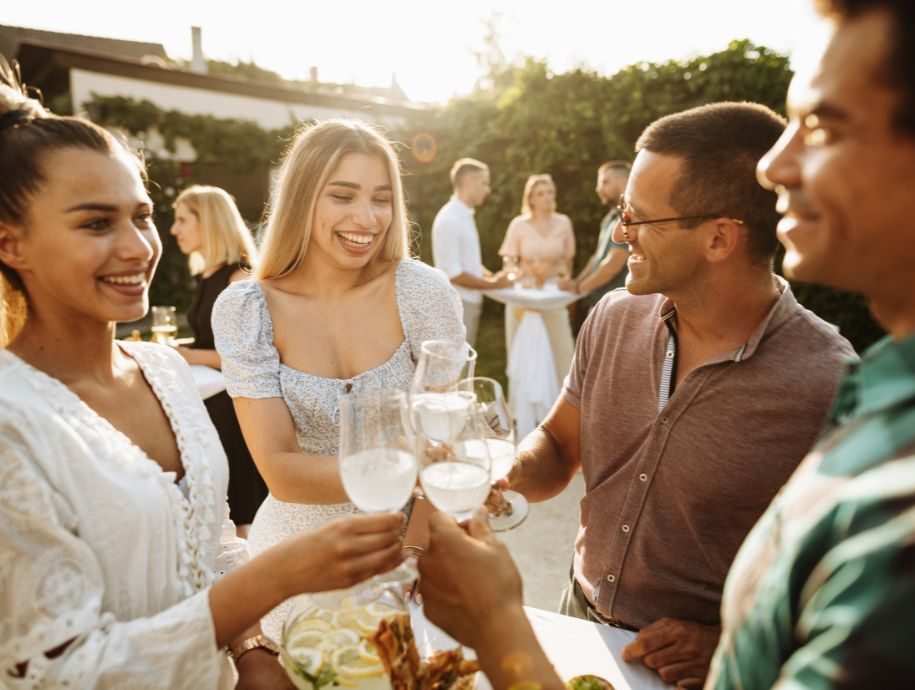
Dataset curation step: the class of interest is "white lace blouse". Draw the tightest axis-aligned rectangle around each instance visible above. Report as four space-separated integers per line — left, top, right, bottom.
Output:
0 342 248 689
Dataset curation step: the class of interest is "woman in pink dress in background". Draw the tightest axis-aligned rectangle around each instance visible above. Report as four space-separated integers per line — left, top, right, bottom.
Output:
499 174 576 386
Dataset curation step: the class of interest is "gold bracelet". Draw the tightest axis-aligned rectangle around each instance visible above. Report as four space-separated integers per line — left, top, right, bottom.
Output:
229 634 279 664
401 544 425 557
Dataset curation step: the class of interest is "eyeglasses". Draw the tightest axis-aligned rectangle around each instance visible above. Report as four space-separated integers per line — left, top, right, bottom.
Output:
616 195 745 228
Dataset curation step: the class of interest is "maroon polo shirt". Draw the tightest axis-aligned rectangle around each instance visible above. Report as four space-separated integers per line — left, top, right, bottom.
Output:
565 280 855 628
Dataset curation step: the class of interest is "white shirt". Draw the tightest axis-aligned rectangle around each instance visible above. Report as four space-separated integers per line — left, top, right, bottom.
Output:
0 342 247 689
431 195 483 305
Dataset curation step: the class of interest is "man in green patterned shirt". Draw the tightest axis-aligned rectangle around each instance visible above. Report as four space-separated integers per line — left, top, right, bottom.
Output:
707 0 915 687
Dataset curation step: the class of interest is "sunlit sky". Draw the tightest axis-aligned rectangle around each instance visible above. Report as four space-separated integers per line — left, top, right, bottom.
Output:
4 1 821 104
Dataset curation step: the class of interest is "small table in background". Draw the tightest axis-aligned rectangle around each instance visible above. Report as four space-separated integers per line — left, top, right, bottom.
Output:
483 285 586 437
189 365 226 400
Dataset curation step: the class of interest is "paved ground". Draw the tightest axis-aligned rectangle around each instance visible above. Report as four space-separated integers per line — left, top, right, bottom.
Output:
497 473 585 611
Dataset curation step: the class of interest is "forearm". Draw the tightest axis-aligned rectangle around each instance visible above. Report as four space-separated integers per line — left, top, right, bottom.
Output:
579 250 628 293
209 545 291 647
509 426 578 502
450 272 499 290
474 609 564 690
258 452 348 504
192 348 222 369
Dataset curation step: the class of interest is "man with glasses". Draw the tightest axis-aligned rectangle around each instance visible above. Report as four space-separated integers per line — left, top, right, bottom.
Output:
499 101 855 687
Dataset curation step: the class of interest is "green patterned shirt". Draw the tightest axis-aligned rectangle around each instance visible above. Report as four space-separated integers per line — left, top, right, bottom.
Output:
708 333 915 689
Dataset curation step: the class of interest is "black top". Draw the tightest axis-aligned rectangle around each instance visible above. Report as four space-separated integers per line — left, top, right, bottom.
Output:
187 262 245 350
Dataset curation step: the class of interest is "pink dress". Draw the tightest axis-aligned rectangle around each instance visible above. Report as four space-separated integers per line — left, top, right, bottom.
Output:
499 213 576 388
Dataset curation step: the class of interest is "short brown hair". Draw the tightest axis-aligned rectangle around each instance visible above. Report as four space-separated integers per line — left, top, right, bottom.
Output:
450 158 489 190
814 0 915 137
598 160 631 177
635 102 786 266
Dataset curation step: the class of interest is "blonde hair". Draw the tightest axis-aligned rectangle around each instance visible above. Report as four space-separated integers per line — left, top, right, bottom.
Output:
1 56 136 346
521 173 556 216
173 185 257 276
257 119 411 280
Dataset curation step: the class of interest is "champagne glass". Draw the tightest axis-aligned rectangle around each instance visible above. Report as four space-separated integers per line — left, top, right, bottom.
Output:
458 377 529 531
409 340 477 444
150 305 177 345
417 400 493 522
338 388 419 590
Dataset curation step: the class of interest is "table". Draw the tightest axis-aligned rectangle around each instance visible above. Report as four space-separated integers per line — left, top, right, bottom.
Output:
483 285 586 438
409 604 671 690
189 364 227 400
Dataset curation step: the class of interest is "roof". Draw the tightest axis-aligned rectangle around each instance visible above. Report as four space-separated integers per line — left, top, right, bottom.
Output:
14 41 428 117
0 24 167 64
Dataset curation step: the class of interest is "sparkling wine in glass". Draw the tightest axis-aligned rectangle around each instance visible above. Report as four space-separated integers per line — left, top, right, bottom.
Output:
417 400 492 522
338 389 418 589
339 388 416 513
409 340 478 443
458 377 529 531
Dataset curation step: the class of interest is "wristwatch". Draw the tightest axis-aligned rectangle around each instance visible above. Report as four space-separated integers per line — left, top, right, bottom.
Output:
229 634 280 663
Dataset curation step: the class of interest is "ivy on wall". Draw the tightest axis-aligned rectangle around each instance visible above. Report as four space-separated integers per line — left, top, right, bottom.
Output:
88 96 299 310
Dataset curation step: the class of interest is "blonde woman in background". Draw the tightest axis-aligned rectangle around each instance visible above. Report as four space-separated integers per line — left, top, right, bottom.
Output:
0 60 404 689
170 185 267 536
499 173 576 385
212 119 464 641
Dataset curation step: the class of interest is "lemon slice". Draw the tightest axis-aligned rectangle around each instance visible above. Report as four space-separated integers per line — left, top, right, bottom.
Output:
288 617 333 634
357 638 381 664
286 628 326 652
335 607 378 635
365 602 399 620
320 627 360 653
288 646 324 673
331 645 385 680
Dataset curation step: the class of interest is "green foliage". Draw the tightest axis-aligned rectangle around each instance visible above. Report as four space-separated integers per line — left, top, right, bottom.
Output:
402 39 881 353
86 38 883 353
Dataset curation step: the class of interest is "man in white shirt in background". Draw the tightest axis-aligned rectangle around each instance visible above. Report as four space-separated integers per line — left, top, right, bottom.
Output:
432 158 513 345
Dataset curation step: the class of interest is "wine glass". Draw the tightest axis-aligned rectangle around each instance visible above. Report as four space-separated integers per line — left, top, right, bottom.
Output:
338 388 418 590
150 305 177 345
458 377 529 531
417 399 493 522
409 340 477 444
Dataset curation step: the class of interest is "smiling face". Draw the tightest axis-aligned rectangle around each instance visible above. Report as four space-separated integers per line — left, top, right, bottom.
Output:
170 202 202 255
757 8 915 313
306 152 394 271
612 150 709 297
2 147 159 326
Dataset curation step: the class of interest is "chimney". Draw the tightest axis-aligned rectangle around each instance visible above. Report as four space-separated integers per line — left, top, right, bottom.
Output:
309 66 319 84
190 26 207 74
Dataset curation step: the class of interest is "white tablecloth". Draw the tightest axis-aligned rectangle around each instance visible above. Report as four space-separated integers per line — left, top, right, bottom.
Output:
483 286 586 437
189 365 227 400
409 604 671 690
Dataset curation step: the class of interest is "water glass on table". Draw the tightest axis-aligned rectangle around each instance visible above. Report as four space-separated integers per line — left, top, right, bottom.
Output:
150 305 177 345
